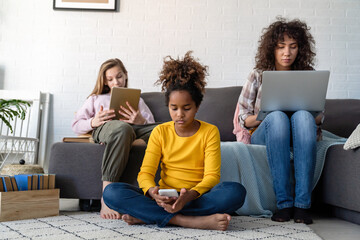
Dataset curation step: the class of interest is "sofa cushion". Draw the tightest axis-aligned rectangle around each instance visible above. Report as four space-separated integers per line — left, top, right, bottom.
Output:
322 99 360 138
344 124 360 150
197 87 242 141
142 86 242 141
141 92 171 123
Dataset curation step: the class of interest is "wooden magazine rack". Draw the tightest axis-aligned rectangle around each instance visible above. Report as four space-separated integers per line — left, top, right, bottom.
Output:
0 189 59 222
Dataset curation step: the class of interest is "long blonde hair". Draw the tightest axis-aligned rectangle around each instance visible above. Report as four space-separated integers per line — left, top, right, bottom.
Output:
89 58 128 97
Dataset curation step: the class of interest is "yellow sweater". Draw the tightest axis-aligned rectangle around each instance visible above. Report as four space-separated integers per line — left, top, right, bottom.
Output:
137 120 221 196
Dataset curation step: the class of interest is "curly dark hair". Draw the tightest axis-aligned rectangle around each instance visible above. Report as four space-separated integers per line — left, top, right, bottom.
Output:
255 17 316 71
156 51 208 107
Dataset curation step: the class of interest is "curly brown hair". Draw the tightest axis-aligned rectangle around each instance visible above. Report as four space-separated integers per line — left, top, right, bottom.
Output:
255 17 316 71
156 51 208 107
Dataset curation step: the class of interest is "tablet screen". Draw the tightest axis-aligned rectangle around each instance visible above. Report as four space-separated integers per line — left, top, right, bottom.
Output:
109 87 141 120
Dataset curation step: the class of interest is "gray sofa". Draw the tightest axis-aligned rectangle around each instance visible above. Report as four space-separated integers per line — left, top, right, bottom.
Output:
48 86 360 224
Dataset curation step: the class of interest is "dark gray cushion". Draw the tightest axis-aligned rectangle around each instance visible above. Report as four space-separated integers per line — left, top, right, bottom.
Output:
197 87 242 141
323 99 360 138
142 86 242 141
141 92 170 122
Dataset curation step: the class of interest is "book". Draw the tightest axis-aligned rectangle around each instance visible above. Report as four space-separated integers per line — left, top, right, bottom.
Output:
43 174 49 190
1 176 13 192
62 136 94 143
5 174 56 192
10 176 18 191
31 174 38 190
0 178 4 192
48 174 56 189
14 174 32 191
62 133 94 143
37 175 44 190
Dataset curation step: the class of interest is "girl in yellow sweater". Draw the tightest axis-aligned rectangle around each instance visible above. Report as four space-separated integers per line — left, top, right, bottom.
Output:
103 51 246 231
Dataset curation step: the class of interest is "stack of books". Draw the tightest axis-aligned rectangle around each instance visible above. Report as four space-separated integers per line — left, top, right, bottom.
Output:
0 174 59 222
0 174 55 192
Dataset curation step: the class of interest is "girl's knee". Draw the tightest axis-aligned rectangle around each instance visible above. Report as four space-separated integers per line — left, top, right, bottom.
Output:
267 111 288 123
103 183 117 203
111 122 133 134
103 183 130 202
291 110 316 132
264 111 290 139
219 182 246 203
265 111 290 130
216 182 246 211
232 183 246 204
292 110 314 122
107 122 135 141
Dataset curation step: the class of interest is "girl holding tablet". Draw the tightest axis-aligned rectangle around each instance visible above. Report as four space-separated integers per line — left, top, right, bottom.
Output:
72 58 156 219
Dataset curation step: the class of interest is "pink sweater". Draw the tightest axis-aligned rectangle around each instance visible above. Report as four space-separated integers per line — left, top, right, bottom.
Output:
72 93 155 135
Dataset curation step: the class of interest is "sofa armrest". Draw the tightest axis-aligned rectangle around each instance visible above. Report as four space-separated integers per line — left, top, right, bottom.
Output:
49 142 104 199
49 141 149 200
321 145 360 213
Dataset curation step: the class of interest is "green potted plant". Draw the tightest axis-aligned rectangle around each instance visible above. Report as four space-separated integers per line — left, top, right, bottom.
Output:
0 99 31 133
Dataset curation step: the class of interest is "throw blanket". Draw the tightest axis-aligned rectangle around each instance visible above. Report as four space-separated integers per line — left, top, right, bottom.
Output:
220 130 347 217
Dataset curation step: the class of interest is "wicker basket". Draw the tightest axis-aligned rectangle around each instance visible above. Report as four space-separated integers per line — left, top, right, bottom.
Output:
0 136 38 171
0 164 44 176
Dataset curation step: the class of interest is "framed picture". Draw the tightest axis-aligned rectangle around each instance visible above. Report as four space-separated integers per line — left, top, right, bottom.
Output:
53 0 117 11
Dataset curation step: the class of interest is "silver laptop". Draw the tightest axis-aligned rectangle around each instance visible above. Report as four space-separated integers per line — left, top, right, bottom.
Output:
256 70 330 121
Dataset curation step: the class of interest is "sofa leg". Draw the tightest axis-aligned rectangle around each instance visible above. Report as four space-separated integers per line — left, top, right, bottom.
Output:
79 199 91 211
79 199 101 212
91 199 101 212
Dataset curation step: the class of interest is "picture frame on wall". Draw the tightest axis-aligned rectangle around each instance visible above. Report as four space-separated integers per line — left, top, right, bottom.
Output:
53 0 117 11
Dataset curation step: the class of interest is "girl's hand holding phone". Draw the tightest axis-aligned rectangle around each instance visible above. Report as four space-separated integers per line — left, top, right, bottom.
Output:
161 188 199 213
91 106 115 128
148 186 177 206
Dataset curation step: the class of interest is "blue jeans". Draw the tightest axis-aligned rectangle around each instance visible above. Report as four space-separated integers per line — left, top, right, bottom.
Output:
251 110 316 209
103 181 246 227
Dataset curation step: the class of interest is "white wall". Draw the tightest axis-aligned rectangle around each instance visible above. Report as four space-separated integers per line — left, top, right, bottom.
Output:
1 0 359 168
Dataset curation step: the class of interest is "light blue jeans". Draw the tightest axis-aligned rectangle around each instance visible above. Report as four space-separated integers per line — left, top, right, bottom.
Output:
251 110 317 209
103 181 246 227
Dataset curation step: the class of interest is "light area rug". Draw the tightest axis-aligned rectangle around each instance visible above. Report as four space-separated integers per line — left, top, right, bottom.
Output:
0 212 322 240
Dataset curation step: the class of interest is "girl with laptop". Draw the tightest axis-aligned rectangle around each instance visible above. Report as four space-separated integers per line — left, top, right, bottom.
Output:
72 58 156 219
102 52 246 231
233 17 323 224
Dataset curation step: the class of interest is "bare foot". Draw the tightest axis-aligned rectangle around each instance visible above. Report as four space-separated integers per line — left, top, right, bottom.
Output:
100 198 121 219
170 213 231 231
122 214 145 225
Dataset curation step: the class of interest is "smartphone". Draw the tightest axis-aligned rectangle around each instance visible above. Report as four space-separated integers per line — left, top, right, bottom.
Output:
158 189 179 197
